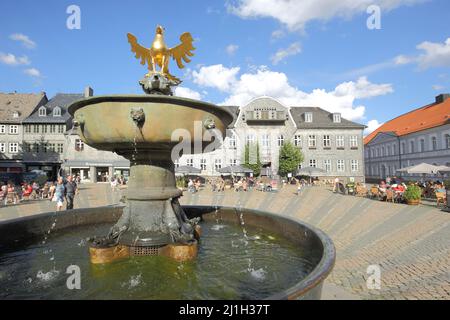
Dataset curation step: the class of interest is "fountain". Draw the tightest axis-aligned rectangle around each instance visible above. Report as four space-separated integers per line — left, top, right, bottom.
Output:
0 25 335 299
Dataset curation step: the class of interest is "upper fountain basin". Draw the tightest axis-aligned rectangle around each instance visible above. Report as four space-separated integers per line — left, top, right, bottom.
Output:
68 95 234 153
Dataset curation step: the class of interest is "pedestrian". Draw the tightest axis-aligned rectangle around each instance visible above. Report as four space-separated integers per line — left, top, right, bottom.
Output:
54 177 65 211
333 177 340 193
64 175 78 210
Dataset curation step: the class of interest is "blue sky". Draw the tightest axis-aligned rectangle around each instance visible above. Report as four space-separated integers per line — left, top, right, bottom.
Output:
0 0 449 134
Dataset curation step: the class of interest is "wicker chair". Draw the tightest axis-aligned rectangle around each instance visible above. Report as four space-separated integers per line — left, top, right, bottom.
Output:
436 192 447 207
370 186 380 200
386 189 395 203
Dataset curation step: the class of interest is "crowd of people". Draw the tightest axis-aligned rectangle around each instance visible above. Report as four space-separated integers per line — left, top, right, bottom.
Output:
0 174 80 211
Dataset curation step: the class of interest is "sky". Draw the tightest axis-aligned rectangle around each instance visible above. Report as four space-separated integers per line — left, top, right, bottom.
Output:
0 0 449 135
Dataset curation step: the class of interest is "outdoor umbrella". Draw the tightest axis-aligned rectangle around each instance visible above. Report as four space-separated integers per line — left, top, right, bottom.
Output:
175 165 201 175
218 165 253 175
396 163 443 175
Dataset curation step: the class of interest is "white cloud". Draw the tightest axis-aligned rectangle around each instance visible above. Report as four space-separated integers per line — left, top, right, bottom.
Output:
393 38 450 70
174 86 202 100
226 44 239 56
271 42 301 65
432 84 445 91
192 64 240 91
271 29 285 40
192 65 393 121
24 68 41 78
228 0 425 31
365 119 384 136
0 53 30 66
9 33 36 49
334 76 393 99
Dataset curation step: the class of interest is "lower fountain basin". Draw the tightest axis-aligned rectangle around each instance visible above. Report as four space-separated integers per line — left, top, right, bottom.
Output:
0 206 335 300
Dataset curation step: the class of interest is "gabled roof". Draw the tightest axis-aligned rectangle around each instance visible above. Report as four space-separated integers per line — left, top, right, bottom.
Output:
364 94 450 145
23 93 83 123
0 92 47 123
290 107 366 129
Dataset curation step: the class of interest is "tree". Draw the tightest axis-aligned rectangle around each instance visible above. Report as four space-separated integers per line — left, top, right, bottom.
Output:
242 142 262 176
278 142 303 177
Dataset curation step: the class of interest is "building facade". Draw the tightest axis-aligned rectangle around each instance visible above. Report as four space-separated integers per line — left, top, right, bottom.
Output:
177 97 366 182
364 94 450 180
0 92 48 173
22 93 84 179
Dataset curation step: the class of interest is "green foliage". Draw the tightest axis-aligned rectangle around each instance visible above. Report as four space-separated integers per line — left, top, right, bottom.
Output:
242 142 262 177
176 176 187 188
278 142 304 177
403 185 422 201
444 180 450 190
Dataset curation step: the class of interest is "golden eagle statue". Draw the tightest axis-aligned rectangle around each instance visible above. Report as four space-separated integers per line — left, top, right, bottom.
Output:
127 25 195 84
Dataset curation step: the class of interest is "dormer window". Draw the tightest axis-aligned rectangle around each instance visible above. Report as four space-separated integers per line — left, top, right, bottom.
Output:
53 107 61 117
38 106 47 117
333 113 341 123
12 111 19 118
305 112 313 123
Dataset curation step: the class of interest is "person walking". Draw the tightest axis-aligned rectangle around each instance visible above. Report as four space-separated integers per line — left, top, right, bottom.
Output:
54 177 65 211
64 175 78 210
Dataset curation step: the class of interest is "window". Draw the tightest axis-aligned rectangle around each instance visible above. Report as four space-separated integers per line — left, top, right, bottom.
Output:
305 112 313 123
0 125 6 134
174 160 180 168
229 159 237 166
261 134 270 147
410 141 415 153
9 125 18 134
308 135 316 148
48 143 55 152
431 137 437 151
277 134 284 146
38 107 47 117
309 159 317 168
294 135 302 147
401 142 406 154
33 143 39 153
241 112 245 121
58 125 65 134
323 135 330 148
392 144 396 155
371 149 375 158
186 158 193 167
381 147 384 157
246 134 255 145
75 139 84 151
336 136 344 148
200 159 207 170
229 134 236 149
0 143 5 153
42 125 47 134
351 160 359 172
350 136 358 148
337 160 345 172
57 143 63 154
42 143 48 153
445 134 450 149
333 113 341 123
13 111 19 118
214 159 222 171
24 125 30 133
9 143 19 154
386 146 390 156
420 139 425 152
324 159 331 172
53 107 61 117
33 124 39 133
50 125 56 134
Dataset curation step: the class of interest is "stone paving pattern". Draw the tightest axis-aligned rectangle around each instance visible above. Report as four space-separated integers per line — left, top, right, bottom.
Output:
1 183 449 300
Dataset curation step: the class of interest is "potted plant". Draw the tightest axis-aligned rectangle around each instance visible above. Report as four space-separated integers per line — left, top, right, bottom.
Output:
403 185 422 205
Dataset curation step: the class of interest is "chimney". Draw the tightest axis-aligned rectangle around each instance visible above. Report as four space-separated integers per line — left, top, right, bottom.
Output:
435 93 450 104
84 86 94 98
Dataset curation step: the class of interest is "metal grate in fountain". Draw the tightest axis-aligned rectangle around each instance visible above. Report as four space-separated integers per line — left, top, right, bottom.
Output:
129 245 162 256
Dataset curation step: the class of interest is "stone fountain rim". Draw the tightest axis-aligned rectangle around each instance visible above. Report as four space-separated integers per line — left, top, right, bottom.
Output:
0 205 335 300
67 94 234 122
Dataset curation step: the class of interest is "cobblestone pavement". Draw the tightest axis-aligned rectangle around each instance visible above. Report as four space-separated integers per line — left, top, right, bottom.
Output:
1 183 449 300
